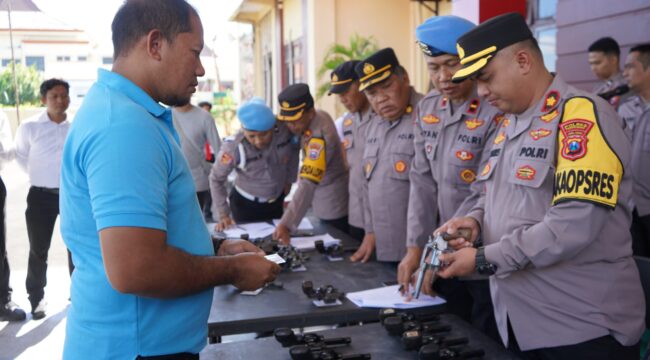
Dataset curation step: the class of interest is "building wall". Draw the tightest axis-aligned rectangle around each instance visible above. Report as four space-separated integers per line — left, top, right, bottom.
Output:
556 0 650 91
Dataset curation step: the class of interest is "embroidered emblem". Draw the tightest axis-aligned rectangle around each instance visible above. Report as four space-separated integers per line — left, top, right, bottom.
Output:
516 165 536 180
460 169 476 184
394 160 407 173
423 114 441 124
465 118 484 130
540 109 559 123
494 132 505 145
560 119 593 161
542 90 560 112
529 128 552 141
363 63 375 75
456 150 474 161
343 118 353 127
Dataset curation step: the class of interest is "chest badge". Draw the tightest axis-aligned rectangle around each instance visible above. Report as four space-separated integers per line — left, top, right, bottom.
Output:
343 118 353 127
493 132 505 145
516 165 536 180
529 128 552 141
455 150 474 161
560 119 593 161
481 162 491 176
460 169 476 184
220 152 234 165
541 109 559 123
465 118 484 130
423 114 441 124
394 160 408 173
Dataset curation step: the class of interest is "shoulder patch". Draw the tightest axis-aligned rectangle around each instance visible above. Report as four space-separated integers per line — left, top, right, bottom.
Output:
300 137 326 184
552 97 623 209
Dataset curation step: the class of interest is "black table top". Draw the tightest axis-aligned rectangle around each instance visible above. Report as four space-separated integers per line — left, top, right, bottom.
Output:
201 314 521 360
207 219 445 339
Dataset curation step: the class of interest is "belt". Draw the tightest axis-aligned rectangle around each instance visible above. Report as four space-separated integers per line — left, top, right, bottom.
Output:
32 186 59 195
235 185 278 204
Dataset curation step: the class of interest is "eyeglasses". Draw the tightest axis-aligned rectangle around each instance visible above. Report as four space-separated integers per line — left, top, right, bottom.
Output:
416 41 444 57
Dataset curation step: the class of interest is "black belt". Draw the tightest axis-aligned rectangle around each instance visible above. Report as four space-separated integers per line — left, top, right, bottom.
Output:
32 186 59 195
136 353 198 360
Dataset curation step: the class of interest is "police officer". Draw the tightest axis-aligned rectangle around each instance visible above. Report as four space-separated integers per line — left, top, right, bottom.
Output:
397 15 499 340
588 37 631 109
350 48 423 263
329 61 371 241
209 99 299 230
436 13 644 359
272 84 349 244
619 43 650 256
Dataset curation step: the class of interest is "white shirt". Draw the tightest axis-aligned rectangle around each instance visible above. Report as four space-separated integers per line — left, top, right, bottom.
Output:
0 111 15 172
14 111 69 188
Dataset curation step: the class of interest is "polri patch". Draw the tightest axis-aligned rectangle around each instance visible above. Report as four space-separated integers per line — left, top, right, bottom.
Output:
456 150 474 161
560 119 593 161
529 128 552 141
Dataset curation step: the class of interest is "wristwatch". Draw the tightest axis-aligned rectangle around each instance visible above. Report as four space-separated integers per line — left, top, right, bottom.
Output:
475 246 497 275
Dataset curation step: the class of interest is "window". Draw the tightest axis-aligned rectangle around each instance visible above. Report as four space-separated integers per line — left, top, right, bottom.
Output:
77 56 87 62
25 56 45 71
102 56 113 65
1 59 20 67
263 52 273 107
283 37 305 85
529 0 557 71
56 56 71 62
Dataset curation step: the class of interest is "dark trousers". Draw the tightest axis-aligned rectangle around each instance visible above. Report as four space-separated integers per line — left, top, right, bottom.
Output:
348 225 365 242
631 208 650 257
196 191 210 214
433 278 499 343
229 189 285 223
507 318 639 360
321 216 349 235
25 187 69 307
0 177 11 304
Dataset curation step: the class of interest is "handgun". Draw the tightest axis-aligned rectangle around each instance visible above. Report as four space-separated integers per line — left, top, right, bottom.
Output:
413 229 471 299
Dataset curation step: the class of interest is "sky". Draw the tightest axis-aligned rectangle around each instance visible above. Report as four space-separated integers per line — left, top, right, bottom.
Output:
31 0 250 81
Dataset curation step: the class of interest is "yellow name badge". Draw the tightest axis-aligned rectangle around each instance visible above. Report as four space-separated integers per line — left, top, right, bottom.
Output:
552 97 622 209
300 137 326 184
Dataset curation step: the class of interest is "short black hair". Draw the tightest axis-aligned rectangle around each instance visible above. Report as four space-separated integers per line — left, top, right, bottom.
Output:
40 78 69 97
588 37 620 58
198 101 212 110
630 43 650 70
111 0 198 59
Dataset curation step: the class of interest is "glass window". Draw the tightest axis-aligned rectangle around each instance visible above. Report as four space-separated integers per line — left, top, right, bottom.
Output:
536 27 557 72
25 56 45 71
2 59 21 67
538 0 557 19
77 56 87 62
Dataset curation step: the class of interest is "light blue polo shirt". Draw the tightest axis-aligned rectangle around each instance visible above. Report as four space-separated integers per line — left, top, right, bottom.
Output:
60 69 214 359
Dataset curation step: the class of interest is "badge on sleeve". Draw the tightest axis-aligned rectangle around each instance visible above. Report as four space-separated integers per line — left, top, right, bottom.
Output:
552 97 622 209
220 152 233 165
542 90 560 112
300 137 326 184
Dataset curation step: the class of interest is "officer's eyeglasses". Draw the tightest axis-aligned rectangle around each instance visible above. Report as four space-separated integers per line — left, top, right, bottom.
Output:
416 41 444 57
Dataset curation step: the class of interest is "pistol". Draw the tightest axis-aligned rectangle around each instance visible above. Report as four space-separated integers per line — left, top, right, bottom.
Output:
413 229 471 299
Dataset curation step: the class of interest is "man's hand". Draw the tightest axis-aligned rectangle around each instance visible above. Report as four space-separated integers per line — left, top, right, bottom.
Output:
435 217 480 251
397 247 422 298
350 232 376 263
215 216 236 232
229 253 281 291
437 247 477 279
217 239 265 256
272 223 291 245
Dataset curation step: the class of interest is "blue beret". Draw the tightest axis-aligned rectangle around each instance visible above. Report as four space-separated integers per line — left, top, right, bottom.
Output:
237 100 276 131
415 15 475 57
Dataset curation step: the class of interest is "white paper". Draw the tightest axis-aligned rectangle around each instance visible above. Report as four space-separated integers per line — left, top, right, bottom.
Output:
346 285 446 309
273 217 314 231
265 253 286 264
207 221 276 239
290 233 341 251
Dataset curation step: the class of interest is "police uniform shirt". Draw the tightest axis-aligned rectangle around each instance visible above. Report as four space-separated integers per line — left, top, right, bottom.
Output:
593 72 632 109
341 108 372 229
279 110 349 230
209 123 299 219
406 89 500 248
362 88 423 261
466 75 645 350
619 95 650 215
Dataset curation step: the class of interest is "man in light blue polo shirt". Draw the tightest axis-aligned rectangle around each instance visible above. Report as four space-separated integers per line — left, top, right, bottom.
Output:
60 1 280 359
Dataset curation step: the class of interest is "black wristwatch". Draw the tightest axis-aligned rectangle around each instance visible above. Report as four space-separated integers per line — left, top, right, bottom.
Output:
475 246 497 275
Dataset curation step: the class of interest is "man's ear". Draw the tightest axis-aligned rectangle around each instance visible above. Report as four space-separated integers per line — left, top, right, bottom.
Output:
146 29 164 61
41 96 46 106
515 49 534 76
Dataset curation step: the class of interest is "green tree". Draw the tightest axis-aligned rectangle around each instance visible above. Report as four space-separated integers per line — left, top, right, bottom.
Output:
0 62 42 106
315 33 379 99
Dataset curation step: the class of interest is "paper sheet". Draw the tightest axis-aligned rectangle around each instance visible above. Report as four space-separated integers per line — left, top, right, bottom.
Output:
290 233 341 251
273 217 314 231
207 221 276 239
346 285 446 309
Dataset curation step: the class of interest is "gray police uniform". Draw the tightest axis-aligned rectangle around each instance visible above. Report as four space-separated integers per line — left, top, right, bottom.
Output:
593 72 632 110
279 110 349 230
362 88 423 262
341 108 372 231
467 75 645 350
209 124 299 221
407 90 500 247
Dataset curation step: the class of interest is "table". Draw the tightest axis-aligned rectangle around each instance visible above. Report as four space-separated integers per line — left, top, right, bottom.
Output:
207 219 445 343
202 314 521 359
